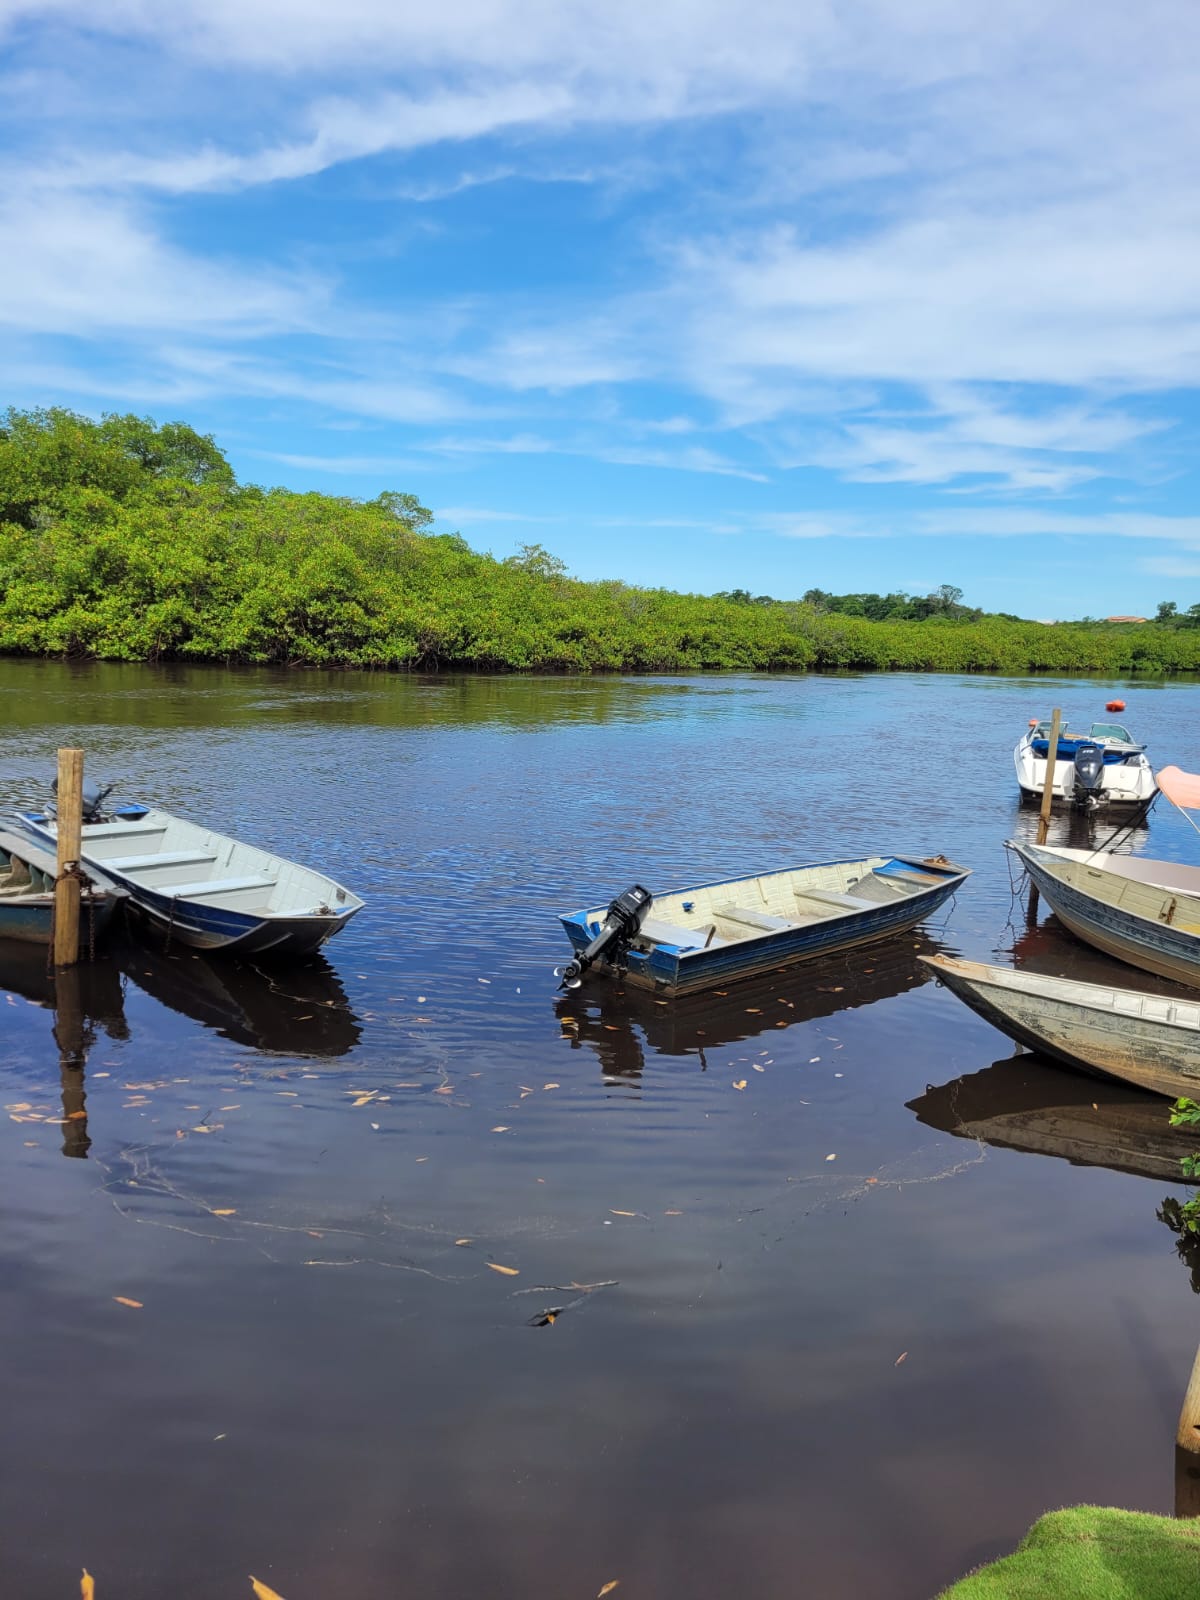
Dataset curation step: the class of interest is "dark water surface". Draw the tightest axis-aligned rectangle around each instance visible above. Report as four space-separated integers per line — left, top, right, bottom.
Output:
3 662 1200 1600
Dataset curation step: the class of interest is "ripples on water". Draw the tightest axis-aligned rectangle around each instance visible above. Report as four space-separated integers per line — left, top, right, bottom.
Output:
2 663 1200 1600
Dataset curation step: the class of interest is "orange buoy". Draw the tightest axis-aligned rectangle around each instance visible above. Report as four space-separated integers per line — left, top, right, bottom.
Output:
1106 699 1126 713
1028 717 1038 726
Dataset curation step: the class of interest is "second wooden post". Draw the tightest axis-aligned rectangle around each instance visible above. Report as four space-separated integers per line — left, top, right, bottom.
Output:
1036 708 1063 847
53 746 85 968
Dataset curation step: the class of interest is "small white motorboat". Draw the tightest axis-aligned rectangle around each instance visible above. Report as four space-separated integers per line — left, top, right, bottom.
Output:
14 790 363 958
1014 712 1155 809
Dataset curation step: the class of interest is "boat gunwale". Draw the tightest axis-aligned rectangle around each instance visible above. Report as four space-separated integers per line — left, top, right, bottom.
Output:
922 953 1200 1037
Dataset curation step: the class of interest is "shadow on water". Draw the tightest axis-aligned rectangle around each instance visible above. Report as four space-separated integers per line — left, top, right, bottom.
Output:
909 1053 1196 1185
119 940 362 1057
556 934 944 1079
911 1054 1200 1303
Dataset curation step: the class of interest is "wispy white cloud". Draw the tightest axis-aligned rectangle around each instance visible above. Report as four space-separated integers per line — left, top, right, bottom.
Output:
1 0 1199 522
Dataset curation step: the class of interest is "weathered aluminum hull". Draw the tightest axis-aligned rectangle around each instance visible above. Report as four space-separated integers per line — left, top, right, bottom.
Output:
1009 841 1200 988
922 954 1200 1097
121 891 352 955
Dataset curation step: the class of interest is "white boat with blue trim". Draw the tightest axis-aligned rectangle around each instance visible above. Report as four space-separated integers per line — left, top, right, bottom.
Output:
14 793 362 958
557 853 970 996
1014 714 1155 809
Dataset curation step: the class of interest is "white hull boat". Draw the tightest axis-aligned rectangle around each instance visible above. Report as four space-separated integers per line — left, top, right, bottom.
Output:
15 800 363 958
1014 717 1155 809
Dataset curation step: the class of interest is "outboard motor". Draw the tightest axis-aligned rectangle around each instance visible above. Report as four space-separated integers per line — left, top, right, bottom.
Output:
50 777 114 823
556 884 653 990
1072 742 1105 808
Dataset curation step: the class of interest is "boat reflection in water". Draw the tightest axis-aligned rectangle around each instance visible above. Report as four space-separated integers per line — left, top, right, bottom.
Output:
908 1054 1194 1185
1007 797 1152 855
0 935 360 1158
0 938 129 1159
121 942 362 1057
556 935 944 1080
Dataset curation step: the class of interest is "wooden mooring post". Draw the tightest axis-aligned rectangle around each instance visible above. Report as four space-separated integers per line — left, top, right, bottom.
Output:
1036 708 1062 847
52 746 84 968
1175 1342 1200 1517
1028 707 1062 917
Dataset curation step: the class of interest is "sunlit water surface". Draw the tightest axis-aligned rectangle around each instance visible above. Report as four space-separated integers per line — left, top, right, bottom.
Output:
3 662 1200 1600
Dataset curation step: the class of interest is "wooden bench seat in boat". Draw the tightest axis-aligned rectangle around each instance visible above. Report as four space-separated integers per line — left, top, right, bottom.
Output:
714 904 800 933
166 874 277 899
106 850 218 872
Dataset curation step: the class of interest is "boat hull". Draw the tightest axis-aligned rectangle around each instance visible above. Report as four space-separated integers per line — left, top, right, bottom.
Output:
923 954 1200 1096
561 855 968 997
0 892 120 947
14 807 362 959
121 892 353 955
1009 841 1200 988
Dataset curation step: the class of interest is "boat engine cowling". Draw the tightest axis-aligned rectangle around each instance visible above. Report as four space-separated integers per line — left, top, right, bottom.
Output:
1073 742 1105 803
50 776 114 822
557 884 653 989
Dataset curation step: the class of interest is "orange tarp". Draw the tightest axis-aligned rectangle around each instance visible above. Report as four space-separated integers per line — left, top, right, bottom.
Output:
1156 765 1200 811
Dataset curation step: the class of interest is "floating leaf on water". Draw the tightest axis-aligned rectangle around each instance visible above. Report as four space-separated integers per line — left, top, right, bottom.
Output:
895 1351 908 1366
492 1126 510 1133
454 1238 472 1246
113 1296 143 1309
732 1079 747 1090
664 1209 683 1216
487 1262 520 1276
250 1578 288 1600
825 1154 837 1162
543 1083 560 1090
745 1008 761 1014
598 1583 620 1597
212 1209 237 1217
609 1209 636 1217
752 1064 765 1073
81 1569 95 1600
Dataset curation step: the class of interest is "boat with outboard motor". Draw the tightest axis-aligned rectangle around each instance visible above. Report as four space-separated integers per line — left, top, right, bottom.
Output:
12 783 363 958
1014 713 1155 810
556 853 970 996
0 826 123 946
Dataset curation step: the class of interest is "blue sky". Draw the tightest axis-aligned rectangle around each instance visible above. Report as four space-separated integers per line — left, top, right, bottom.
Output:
2 0 1199 618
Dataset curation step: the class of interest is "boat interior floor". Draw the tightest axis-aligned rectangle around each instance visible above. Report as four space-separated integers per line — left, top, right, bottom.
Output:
636 865 928 950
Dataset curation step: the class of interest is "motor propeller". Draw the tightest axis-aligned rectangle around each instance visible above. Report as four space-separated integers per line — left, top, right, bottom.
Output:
556 884 653 990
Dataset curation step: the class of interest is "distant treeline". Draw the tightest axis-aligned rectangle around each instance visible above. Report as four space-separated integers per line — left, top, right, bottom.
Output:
2 406 1199 675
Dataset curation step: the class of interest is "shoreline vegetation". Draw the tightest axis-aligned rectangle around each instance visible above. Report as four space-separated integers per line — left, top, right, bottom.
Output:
4 406 1200 676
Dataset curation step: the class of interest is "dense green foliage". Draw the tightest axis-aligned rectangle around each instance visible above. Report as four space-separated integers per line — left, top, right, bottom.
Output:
4 406 1200 674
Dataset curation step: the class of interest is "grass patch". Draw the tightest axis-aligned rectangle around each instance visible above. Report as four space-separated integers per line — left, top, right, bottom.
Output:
938 1506 1200 1598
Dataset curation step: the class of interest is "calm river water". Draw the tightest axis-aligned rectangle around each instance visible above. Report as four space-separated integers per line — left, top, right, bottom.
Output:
3 662 1200 1599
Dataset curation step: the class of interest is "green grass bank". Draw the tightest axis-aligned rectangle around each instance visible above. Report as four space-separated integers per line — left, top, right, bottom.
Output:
937 1506 1200 1598
4 406 1200 675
